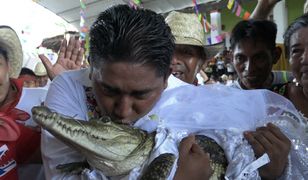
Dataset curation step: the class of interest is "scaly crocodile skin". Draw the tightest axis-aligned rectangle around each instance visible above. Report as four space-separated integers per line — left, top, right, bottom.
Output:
32 106 227 179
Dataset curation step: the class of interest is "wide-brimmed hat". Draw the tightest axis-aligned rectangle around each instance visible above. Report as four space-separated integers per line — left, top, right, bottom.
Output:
166 11 205 46
165 11 225 59
0 26 23 78
34 61 47 76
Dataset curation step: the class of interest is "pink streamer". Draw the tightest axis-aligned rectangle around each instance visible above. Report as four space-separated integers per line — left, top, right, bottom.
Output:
236 5 242 17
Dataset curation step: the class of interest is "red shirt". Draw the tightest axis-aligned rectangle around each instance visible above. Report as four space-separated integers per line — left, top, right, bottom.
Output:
0 79 40 180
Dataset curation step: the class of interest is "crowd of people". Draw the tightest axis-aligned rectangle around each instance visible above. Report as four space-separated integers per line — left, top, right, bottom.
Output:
0 0 307 179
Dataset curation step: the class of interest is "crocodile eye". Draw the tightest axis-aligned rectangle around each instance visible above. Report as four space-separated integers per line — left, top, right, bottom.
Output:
100 116 111 123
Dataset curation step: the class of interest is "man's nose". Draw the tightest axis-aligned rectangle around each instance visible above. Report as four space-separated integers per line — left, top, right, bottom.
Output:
114 95 133 119
244 60 251 72
171 56 182 65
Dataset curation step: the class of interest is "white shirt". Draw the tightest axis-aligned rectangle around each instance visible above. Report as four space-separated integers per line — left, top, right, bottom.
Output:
227 71 294 90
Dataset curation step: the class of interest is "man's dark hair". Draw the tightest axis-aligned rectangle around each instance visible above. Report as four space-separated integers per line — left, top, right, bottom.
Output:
230 19 277 51
284 13 308 59
19 67 36 76
89 5 175 79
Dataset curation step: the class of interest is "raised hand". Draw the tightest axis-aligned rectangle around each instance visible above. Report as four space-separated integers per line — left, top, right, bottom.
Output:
39 37 85 80
250 0 282 20
244 123 291 179
174 135 213 180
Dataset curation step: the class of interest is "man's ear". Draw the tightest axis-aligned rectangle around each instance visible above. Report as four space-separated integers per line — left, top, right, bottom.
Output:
273 46 282 64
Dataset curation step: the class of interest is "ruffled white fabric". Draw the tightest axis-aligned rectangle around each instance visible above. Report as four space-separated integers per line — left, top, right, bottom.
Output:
79 84 308 180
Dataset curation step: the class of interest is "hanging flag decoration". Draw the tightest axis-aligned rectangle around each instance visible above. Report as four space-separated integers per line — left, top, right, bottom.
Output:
192 0 210 33
129 0 142 9
227 0 235 9
243 11 250 20
227 0 251 20
232 1 238 13
79 0 88 41
80 0 86 9
235 4 242 17
215 34 224 43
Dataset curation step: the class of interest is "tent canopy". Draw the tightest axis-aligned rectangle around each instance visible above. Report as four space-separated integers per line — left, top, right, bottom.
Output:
36 0 226 29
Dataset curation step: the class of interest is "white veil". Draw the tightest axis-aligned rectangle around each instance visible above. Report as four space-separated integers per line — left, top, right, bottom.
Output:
81 83 308 179
133 84 308 180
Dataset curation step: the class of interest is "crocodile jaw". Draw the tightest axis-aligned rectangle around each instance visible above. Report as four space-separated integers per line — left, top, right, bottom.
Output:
32 106 143 160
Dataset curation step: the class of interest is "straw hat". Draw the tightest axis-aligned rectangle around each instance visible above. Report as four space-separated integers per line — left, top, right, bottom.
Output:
166 11 205 46
34 62 47 76
165 11 225 59
0 26 23 78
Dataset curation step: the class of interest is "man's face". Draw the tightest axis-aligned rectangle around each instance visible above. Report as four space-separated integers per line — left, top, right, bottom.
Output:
171 45 204 84
91 62 167 125
289 27 308 89
232 39 274 89
19 74 36 87
0 54 10 105
36 75 48 87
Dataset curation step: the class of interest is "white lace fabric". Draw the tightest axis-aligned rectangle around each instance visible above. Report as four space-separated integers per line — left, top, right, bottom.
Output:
80 84 308 180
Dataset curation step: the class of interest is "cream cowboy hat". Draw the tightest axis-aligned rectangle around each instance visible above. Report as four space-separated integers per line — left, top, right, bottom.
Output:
165 11 225 59
34 62 47 76
0 26 23 78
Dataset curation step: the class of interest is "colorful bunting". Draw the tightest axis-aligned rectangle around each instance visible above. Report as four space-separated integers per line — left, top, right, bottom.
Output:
205 21 211 32
215 34 224 43
232 1 238 13
227 0 235 10
207 37 211 45
133 0 141 4
236 5 242 17
203 17 210 33
227 0 251 20
192 0 211 33
243 11 251 20
79 0 88 40
129 0 142 9
240 8 246 18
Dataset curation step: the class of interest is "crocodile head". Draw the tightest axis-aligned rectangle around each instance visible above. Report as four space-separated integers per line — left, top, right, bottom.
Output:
32 106 155 176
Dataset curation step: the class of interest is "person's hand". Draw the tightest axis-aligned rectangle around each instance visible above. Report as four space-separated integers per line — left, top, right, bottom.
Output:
174 135 213 180
39 37 84 80
257 0 282 6
244 123 291 179
250 0 282 20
